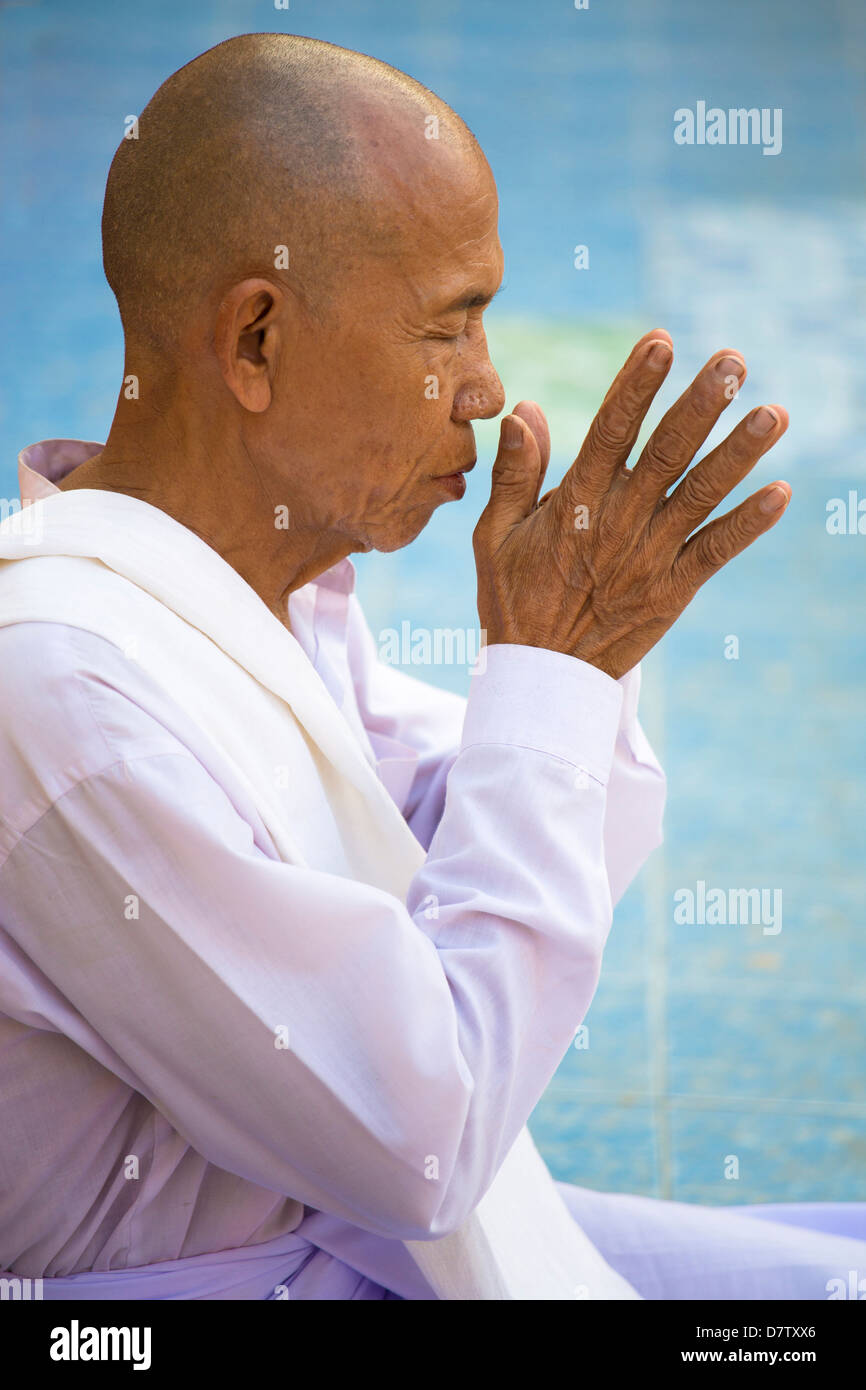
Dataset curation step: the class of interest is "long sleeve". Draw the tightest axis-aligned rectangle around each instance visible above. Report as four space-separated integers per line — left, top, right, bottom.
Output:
603 664 667 905
347 594 666 899
344 592 466 850
0 625 624 1245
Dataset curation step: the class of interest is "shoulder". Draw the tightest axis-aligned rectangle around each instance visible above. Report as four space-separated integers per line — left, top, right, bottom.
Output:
0 622 206 838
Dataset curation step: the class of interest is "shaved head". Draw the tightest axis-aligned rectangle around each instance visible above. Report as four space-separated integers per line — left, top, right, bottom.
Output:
102 31 482 351
70 29 506 606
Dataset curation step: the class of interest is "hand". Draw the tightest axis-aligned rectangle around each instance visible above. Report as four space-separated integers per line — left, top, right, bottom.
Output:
473 329 790 680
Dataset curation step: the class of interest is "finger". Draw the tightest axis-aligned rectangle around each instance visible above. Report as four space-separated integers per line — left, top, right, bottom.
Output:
626 350 747 513
477 412 544 541
673 477 792 593
652 404 789 548
558 329 674 511
512 400 551 504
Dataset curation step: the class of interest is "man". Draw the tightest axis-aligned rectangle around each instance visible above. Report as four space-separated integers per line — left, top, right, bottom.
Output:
0 32 863 1300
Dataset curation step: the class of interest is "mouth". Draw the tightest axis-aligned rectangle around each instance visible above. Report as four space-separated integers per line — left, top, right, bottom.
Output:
433 459 475 500
436 457 476 477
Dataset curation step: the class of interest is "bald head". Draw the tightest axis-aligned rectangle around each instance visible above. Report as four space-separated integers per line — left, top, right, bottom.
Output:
85 32 506 584
101 32 482 354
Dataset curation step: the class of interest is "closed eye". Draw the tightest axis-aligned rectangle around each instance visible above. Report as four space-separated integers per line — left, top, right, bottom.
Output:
428 317 467 342
426 287 504 343
423 280 506 343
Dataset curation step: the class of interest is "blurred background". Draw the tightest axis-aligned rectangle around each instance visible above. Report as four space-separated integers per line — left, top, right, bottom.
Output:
1 0 864 1206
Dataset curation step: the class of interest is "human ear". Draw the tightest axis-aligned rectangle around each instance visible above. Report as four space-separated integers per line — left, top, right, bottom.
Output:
214 278 284 413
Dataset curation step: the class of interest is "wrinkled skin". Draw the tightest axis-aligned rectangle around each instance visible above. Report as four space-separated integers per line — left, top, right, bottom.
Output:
60 97 790 670
475 331 789 679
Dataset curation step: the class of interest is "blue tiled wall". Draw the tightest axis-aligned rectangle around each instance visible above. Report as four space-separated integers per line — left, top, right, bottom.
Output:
1 0 863 1206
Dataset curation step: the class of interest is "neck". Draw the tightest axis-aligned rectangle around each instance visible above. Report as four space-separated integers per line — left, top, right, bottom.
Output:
57 388 352 625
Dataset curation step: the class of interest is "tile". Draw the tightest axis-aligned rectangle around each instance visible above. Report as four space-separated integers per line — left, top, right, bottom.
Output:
665 873 866 1000
667 989 866 1107
529 1096 660 1198
545 980 653 1097
599 868 655 983
4 0 866 1218
669 1104 866 1206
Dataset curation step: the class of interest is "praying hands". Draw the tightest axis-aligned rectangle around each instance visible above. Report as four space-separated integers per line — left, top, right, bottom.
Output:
475 330 790 679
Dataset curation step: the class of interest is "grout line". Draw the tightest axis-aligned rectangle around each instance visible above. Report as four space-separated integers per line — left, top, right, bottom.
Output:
589 969 866 1005
643 651 673 1198
626 20 676 1198
543 1086 866 1119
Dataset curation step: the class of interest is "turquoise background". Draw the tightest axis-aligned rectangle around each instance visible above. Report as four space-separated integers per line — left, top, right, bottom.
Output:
1 0 864 1205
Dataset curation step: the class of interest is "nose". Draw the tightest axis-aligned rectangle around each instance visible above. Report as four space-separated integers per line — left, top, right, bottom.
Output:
451 336 506 423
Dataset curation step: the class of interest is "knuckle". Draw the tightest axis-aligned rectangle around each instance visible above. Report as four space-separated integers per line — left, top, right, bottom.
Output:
679 470 720 514
591 403 632 454
643 423 693 473
699 528 730 569
616 379 648 418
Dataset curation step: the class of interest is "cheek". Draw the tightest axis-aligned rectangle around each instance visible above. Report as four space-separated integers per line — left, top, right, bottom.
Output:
293 345 455 502
409 355 459 457
345 334 456 419
366 376 454 480
419 345 458 405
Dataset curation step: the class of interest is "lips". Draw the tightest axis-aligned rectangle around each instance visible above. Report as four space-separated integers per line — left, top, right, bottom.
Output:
437 458 476 479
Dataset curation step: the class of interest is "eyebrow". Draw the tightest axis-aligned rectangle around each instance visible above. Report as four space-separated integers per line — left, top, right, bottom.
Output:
440 283 506 312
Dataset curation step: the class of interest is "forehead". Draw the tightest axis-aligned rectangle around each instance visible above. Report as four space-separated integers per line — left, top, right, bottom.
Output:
389 151 503 310
347 95 503 306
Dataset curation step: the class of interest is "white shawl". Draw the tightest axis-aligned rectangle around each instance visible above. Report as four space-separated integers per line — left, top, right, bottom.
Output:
0 489 640 1301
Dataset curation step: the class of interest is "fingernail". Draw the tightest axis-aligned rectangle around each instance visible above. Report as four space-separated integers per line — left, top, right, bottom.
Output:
715 355 746 381
648 341 672 369
748 406 778 436
759 484 789 513
501 415 523 449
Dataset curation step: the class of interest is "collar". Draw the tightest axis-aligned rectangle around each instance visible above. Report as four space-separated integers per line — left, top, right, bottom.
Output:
16 439 357 594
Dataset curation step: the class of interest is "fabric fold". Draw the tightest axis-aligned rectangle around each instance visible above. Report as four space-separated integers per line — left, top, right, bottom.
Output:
0 489 641 1301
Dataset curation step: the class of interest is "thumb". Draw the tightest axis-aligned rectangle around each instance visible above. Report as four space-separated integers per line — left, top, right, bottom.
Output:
482 413 543 537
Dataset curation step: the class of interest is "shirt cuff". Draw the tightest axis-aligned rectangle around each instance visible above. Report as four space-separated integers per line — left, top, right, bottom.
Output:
461 643 624 786
616 661 661 770
617 662 641 730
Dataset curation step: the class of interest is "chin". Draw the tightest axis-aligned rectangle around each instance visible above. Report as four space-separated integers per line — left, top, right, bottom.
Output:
363 509 437 554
